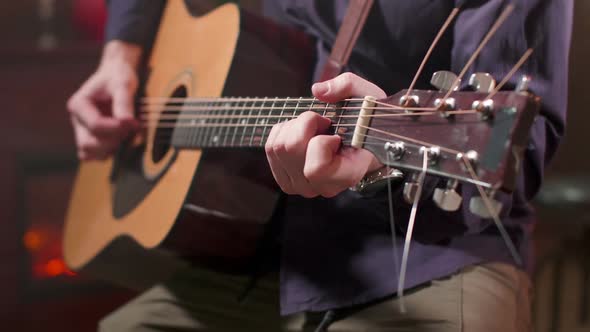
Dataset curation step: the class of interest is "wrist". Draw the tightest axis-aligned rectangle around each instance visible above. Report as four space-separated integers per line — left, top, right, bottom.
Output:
101 40 143 69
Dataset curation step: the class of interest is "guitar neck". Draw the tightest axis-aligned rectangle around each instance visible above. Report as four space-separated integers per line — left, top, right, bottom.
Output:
154 97 363 149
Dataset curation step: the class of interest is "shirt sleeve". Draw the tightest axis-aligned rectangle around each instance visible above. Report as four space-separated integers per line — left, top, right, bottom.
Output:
374 0 573 244
104 0 166 47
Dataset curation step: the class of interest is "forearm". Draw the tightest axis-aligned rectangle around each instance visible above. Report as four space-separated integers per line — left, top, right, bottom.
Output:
104 0 165 48
100 40 143 69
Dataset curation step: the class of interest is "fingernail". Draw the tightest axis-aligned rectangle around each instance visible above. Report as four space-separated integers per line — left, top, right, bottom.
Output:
312 82 329 96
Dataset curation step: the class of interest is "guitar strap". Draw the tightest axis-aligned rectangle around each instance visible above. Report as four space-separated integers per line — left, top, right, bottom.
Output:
319 0 375 81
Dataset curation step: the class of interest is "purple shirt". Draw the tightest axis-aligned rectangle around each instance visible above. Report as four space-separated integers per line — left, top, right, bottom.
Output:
105 0 572 315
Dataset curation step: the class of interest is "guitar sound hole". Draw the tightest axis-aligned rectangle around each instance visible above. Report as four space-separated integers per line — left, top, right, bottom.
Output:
152 85 187 163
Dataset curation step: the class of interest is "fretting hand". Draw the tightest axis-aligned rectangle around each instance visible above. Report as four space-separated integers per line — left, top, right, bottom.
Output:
265 72 386 198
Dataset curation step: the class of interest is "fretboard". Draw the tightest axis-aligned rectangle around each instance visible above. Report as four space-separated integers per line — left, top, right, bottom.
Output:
153 97 362 149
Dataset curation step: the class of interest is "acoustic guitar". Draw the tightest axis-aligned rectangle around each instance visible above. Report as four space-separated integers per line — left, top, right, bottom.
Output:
63 1 540 289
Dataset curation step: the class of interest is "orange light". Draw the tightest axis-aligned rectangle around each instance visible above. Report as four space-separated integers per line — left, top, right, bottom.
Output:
45 259 66 277
23 230 44 251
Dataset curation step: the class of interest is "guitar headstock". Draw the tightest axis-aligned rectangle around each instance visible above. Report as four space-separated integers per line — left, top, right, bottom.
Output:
354 83 540 198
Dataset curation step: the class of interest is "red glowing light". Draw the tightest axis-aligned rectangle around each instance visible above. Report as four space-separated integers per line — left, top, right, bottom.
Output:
45 259 66 277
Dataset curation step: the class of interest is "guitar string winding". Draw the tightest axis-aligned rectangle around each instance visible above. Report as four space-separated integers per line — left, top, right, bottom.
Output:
441 4 514 102
403 7 460 102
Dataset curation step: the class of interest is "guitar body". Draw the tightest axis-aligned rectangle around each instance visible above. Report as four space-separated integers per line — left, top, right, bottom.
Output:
64 1 313 289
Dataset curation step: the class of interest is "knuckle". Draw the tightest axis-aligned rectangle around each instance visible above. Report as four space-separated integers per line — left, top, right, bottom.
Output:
340 72 356 85
264 143 274 155
272 142 287 156
66 96 79 114
299 111 318 122
283 138 300 154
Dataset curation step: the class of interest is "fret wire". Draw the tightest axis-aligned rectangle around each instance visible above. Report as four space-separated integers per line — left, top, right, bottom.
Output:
194 101 203 147
280 97 288 124
335 101 345 136
230 98 243 147
221 97 232 146
261 97 277 147
293 97 302 122
210 100 222 146
188 100 198 147
239 98 251 146
202 101 215 146
250 97 265 146
192 101 204 146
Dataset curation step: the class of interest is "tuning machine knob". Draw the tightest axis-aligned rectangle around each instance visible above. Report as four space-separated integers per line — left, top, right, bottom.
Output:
516 75 532 93
433 179 462 211
468 73 496 93
403 173 420 204
385 141 406 160
469 192 503 218
431 71 460 92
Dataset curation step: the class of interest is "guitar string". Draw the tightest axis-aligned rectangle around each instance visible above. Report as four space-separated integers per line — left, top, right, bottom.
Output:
403 7 461 102
441 4 514 102
147 110 479 144
461 155 523 265
485 48 534 101
378 6 522 298
141 97 366 104
138 105 438 114
143 3 521 270
385 149 401 299
398 147 430 313
139 109 477 123
142 97 415 112
138 104 435 114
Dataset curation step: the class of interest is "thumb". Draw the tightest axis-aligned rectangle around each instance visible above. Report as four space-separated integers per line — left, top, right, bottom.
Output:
112 84 137 120
111 76 140 130
312 72 386 103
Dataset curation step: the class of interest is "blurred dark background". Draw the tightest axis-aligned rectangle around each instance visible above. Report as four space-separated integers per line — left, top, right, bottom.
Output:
0 0 587 331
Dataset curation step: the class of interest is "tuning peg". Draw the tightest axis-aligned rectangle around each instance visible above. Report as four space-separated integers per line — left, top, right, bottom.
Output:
469 194 503 218
431 71 460 92
433 180 462 211
403 174 420 204
468 73 496 93
385 141 406 160
516 75 532 93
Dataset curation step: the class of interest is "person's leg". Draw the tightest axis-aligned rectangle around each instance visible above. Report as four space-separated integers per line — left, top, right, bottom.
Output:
461 262 532 332
98 267 298 331
310 262 531 332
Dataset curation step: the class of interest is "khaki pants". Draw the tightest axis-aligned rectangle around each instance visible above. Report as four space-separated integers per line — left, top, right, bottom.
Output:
99 262 531 331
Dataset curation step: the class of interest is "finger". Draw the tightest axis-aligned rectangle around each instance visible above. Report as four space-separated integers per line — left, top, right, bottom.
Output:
304 136 374 196
312 72 387 103
68 94 129 138
274 113 329 198
265 121 296 194
272 120 318 198
72 122 119 160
